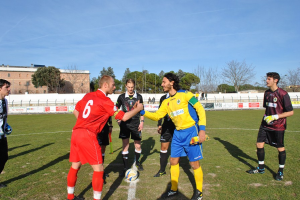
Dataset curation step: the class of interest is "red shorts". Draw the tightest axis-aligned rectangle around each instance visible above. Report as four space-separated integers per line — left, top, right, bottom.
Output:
69 129 103 165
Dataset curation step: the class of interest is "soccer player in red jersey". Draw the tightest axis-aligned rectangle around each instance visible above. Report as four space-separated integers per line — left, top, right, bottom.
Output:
66 75 143 200
247 72 294 181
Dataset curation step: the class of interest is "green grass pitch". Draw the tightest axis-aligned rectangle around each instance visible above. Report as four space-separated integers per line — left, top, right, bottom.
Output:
1 109 299 199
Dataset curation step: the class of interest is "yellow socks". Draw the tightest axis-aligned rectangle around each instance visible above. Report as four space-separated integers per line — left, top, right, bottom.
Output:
170 164 180 191
193 166 203 192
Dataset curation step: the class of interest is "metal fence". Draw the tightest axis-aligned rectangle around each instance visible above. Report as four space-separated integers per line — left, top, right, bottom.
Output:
7 93 300 107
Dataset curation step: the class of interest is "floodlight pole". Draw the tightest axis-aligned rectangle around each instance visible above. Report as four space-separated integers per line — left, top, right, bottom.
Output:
155 75 156 93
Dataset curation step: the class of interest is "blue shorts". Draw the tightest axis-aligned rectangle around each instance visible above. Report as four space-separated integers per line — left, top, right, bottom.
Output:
171 125 203 162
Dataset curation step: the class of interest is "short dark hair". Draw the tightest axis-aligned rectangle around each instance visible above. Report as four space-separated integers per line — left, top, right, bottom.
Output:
267 72 280 84
0 79 11 88
164 73 180 91
126 78 135 86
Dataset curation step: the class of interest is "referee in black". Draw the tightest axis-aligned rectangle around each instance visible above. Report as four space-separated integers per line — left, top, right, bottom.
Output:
154 93 175 177
116 79 144 177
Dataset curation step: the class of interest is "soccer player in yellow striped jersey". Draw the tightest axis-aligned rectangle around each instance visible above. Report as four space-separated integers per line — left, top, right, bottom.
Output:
140 73 206 200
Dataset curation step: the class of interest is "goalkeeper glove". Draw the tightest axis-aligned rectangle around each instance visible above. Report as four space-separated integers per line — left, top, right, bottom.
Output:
264 115 279 125
5 124 12 135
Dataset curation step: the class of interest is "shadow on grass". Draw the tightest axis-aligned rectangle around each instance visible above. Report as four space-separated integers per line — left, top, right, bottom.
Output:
3 152 69 185
140 136 157 164
156 182 189 200
78 137 157 199
8 144 30 152
179 156 196 191
214 137 276 176
78 182 92 199
8 143 54 160
77 149 125 200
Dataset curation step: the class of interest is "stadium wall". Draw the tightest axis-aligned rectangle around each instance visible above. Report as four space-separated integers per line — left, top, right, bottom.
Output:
6 92 300 114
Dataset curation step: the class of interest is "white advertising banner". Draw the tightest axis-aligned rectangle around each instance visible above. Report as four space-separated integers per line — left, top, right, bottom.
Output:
292 101 300 108
144 104 159 111
224 103 238 109
26 106 45 113
68 105 75 112
238 103 249 108
214 103 237 109
9 107 27 113
45 106 68 112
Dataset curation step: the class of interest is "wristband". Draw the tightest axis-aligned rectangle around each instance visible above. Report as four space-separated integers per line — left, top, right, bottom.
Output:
199 125 206 131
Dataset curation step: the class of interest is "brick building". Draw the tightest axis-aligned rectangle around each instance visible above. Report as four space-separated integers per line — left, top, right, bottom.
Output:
0 64 90 94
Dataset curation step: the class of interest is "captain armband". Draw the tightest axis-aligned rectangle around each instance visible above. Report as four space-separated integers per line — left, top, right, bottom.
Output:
114 110 125 120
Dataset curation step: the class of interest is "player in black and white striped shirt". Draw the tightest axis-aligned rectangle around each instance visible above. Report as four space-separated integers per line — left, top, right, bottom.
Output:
0 79 11 188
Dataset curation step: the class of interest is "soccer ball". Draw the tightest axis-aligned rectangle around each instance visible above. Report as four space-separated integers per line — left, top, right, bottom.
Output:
125 168 139 181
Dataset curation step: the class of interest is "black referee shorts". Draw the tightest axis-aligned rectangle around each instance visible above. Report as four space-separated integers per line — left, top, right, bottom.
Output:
119 120 142 141
160 128 174 143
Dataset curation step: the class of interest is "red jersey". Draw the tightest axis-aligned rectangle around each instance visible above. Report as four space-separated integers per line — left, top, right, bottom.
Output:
261 87 293 131
73 89 124 134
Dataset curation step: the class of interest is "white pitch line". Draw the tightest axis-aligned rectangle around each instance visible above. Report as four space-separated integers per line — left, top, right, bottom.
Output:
7 127 300 137
207 128 300 132
9 131 70 137
127 163 138 200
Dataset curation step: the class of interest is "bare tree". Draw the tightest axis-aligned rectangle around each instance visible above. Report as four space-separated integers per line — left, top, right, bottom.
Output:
286 67 300 92
222 60 255 92
278 74 288 89
64 65 89 93
194 66 219 93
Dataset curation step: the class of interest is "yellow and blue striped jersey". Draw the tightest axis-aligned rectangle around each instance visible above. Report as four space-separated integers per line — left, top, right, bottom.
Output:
143 90 206 130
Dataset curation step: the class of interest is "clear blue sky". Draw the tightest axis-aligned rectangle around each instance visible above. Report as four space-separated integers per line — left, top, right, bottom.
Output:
1 0 299 85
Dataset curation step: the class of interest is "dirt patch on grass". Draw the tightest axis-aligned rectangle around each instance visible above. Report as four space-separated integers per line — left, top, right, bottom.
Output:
248 183 266 187
207 173 217 178
203 183 221 196
284 181 293 186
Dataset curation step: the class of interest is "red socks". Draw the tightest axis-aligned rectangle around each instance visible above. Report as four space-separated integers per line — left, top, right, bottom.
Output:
92 171 104 200
67 167 79 200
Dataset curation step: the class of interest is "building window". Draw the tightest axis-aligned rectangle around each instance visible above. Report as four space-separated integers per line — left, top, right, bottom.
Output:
26 74 29 77
44 90 46 93
8 73 10 77
19 74 21 77
81 83 83 86
19 82 21 85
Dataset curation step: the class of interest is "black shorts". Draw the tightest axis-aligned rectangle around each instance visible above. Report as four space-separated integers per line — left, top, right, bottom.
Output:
0 137 8 167
160 128 174 143
97 124 109 146
257 126 285 148
119 120 142 141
